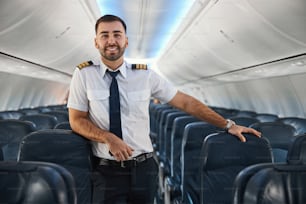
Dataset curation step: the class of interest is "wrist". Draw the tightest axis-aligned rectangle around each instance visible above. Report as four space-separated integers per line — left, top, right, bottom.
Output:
224 119 236 131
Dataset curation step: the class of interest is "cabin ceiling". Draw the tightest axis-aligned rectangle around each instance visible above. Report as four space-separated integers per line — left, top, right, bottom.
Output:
0 0 305 85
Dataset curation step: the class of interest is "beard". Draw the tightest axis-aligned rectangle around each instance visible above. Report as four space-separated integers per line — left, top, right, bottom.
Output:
100 45 126 61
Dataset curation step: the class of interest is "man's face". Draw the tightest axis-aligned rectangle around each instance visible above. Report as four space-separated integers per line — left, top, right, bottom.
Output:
95 21 128 62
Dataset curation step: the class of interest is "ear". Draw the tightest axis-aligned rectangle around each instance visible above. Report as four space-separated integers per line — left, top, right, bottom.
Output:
94 38 99 49
125 37 128 48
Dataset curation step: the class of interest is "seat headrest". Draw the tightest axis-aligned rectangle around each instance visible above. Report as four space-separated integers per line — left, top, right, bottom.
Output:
250 122 296 149
18 129 92 169
201 133 272 170
0 161 76 204
243 164 306 204
287 134 306 164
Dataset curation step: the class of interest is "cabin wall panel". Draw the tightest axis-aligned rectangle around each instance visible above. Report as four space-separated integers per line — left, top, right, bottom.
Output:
0 72 68 111
289 74 306 116
195 75 306 118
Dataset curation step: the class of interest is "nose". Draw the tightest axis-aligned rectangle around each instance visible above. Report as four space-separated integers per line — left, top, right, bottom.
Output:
107 36 116 44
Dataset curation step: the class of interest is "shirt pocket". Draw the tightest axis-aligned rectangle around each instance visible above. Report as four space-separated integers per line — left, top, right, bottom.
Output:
128 90 150 118
87 90 109 101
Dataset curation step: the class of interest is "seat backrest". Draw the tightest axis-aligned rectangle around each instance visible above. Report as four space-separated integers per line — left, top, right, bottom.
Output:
235 110 257 118
200 133 272 204
18 129 93 204
150 104 172 135
163 111 188 176
0 110 24 119
170 116 199 181
255 113 279 122
211 107 239 118
44 110 69 123
0 161 77 204
19 108 41 116
232 163 273 204
54 121 72 130
238 163 306 204
149 104 172 144
277 117 306 136
233 135 306 204
0 119 36 160
250 121 297 162
20 113 58 130
157 108 180 163
287 133 306 165
230 116 260 127
181 121 221 203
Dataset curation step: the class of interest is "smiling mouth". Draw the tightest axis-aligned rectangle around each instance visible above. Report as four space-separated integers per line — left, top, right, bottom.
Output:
106 46 118 52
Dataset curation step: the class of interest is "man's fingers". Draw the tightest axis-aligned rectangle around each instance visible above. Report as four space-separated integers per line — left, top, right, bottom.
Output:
245 127 261 138
236 133 246 142
229 125 261 142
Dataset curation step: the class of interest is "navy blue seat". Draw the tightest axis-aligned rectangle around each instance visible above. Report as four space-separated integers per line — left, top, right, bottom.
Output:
277 117 306 136
200 133 272 204
0 119 36 160
233 133 306 204
54 121 72 130
18 129 93 204
47 104 68 112
44 110 69 123
20 113 58 130
157 108 180 163
250 121 296 162
230 116 260 127
287 133 306 164
164 115 199 201
180 122 221 204
149 103 172 146
232 163 272 204
0 161 77 204
153 106 174 155
255 113 279 122
0 110 24 119
19 108 41 116
211 107 239 118
36 106 53 113
162 111 188 176
235 110 257 118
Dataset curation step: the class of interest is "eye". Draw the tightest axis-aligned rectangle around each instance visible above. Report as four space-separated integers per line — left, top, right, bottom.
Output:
114 34 121 39
100 33 108 40
100 34 108 39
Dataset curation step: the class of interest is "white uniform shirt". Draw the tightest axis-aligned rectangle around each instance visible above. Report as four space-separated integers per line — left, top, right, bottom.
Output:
68 61 177 159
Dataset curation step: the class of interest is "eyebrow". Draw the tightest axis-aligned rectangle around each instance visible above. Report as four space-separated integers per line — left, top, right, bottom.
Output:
99 30 123 35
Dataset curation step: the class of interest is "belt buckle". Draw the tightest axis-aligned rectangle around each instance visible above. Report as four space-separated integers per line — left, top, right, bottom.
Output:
120 161 126 168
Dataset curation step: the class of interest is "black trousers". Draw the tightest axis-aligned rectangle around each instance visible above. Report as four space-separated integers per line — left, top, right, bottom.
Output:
92 157 158 204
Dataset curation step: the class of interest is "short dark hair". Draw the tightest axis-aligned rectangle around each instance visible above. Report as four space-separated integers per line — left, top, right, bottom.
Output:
95 14 127 34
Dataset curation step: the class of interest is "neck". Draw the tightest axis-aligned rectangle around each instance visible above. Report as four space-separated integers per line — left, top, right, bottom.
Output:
102 57 124 70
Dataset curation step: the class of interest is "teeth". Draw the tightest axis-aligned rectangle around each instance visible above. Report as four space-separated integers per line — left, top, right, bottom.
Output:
107 47 117 51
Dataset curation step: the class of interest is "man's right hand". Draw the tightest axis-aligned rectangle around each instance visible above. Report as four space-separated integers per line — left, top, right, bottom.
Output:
106 133 134 161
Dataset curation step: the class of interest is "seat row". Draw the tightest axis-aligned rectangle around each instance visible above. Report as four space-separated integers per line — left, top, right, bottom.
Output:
0 129 92 204
0 104 68 120
149 103 306 204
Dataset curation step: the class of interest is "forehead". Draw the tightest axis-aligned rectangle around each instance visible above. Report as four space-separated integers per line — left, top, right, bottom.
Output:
96 21 125 33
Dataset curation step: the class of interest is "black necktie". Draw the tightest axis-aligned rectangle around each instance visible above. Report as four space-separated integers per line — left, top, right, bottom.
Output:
107 70 122 138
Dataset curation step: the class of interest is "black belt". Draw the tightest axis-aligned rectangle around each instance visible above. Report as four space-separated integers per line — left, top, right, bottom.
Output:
99 152 154 168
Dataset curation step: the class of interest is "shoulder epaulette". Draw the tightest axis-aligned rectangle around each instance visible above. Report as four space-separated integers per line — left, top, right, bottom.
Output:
77 61 93 70
131 64 148 70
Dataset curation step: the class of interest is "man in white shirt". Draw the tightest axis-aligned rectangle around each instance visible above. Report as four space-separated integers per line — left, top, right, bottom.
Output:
68 14 261 204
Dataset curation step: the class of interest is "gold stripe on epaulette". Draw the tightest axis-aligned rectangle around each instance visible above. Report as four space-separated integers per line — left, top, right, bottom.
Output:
77 61 93 69
132 64 148 70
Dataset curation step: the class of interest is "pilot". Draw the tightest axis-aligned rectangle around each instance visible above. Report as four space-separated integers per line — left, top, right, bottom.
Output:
67 14 261 204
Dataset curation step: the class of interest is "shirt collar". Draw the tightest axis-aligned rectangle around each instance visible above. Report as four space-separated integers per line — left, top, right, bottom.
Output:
100 61 127 78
